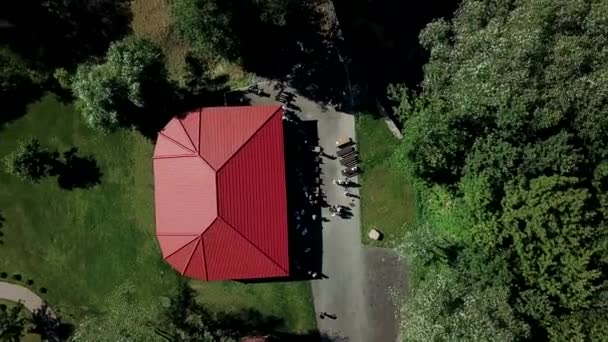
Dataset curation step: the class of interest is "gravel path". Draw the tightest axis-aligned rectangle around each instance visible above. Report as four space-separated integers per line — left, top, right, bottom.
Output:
0 281 54 315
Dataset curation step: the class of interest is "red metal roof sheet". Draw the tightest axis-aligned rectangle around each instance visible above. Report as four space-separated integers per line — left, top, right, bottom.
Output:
154 135 196 158
165 237 199 274
203 218 288 280
198 106 277 169
217 113 289 272
180 110 201 152
154 105 289 281
160 118 196 153
153 156 217 235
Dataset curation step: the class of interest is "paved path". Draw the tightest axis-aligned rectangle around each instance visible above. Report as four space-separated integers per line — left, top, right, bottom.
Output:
249 81 404 342
0 281 54 315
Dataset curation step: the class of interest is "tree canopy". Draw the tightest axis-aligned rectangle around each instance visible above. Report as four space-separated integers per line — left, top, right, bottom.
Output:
394 0 608 339
71 36 169 133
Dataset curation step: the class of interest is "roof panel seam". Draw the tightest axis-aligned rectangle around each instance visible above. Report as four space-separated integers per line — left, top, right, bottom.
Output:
200 234 209 281
181 238 201 275
217 217 289 274
153 155 198 160
159 132 196 154
160 235 199 260
178 119 198 153
215 106 282 173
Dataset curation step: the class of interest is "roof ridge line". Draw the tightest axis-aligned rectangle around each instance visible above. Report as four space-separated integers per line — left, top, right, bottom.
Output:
217 216 289 274
153 154 199 160
216 106 282 173
159 131 197 154
200 234 209 281
161 235 200 260
181 237 202 276
177 117 199 153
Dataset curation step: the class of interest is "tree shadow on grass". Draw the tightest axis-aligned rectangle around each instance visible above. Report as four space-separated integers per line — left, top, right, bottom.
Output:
158 283 347 341
0 0 132 70
0 211 4 245
51 148 102 190
219 0 350 110
31 303 74 342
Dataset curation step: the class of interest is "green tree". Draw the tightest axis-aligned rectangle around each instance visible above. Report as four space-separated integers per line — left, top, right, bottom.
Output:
502 176 607 314
71 36 168 133
0 304 27 342
395 0 608 339
4 137 52 182
171 0 237 59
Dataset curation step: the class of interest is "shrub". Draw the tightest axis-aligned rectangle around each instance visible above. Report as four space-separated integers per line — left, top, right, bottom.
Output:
4 137 51 182
0 272 7 278
12 274 22 281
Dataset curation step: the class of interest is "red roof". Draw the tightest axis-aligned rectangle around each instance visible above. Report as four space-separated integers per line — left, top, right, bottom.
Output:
153 105 289 281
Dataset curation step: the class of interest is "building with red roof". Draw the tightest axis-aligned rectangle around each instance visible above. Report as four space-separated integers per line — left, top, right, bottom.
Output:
153 105 289 281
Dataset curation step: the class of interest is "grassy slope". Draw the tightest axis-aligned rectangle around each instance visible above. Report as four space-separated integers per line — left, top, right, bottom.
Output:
0 94 315 334
131 0 251 88
357 113 416 246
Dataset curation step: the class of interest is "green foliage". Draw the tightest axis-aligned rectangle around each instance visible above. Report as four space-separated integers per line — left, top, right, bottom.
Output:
399 246 530 342
71 36 168 132
3 137 51 182
171 0 237 59
53 68 72 90
395 0 608 339
0 304 26 342
502 176 606 312
0 48 39 95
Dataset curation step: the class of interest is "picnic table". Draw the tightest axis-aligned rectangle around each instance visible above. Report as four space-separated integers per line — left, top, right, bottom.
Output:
340 155 358 166
337 146 355 158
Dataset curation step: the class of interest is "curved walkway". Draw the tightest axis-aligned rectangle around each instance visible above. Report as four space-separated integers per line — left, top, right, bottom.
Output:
0 282 54 316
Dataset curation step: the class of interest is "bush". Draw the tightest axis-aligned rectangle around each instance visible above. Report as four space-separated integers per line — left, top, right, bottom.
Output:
12 274 22 281
26 279 34 285
4 137 51 182
40 288 47 294
53 68 72 89
0 272 7 278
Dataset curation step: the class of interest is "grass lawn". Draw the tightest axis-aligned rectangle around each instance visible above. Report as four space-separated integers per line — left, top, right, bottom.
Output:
0 94 316 338
356 113 417 246
131 0 251 88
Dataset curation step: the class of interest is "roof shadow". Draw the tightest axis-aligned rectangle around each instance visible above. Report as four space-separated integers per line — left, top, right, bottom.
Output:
238 119 324 283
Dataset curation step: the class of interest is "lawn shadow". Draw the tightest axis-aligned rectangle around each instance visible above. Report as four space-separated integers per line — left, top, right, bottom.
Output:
163 283 347 341
0 211 4 245
0 80 43 130
0 0 132 69
31 303 74 341
221 0 351 110
48 147 102 190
